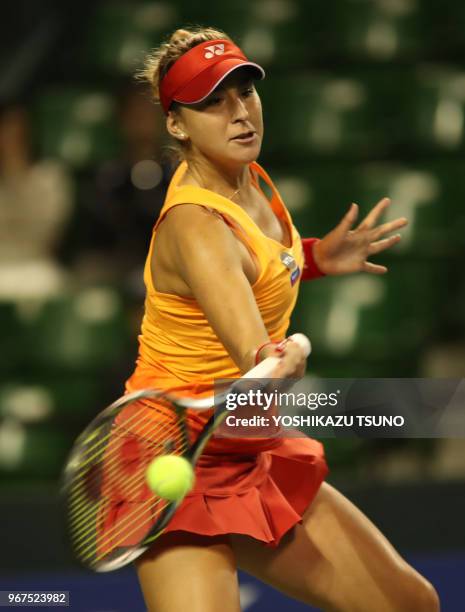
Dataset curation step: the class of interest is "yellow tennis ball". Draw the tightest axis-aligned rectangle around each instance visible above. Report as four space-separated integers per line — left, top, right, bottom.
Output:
146 455 194 502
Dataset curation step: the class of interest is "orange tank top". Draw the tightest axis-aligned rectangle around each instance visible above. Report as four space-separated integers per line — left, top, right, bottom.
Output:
125 160 304 400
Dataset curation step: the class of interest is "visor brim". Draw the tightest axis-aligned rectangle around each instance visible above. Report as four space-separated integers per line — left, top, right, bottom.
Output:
172 60 265 106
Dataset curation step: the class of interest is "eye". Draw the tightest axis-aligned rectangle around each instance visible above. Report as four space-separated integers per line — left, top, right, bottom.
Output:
205 96 222 107
242 87 255 97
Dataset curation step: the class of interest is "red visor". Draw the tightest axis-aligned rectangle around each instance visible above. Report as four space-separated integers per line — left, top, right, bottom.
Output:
159 39 265 114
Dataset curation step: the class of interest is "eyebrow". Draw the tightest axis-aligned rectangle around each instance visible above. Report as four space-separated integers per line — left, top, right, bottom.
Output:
212 75 254 94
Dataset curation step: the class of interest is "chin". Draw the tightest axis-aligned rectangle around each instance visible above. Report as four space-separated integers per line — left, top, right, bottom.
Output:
232 142 262 165
238 151 260 165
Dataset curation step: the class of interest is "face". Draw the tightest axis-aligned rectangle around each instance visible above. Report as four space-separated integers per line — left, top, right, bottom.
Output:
167 67 263 167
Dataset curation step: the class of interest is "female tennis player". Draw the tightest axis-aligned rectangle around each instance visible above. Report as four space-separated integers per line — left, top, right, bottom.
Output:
126 26 440 612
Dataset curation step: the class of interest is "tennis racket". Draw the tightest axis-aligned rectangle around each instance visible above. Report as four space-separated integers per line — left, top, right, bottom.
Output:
62 333 311 572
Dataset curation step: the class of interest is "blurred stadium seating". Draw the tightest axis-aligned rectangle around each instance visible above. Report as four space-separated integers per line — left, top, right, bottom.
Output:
34 89 121 169
0 286 131 482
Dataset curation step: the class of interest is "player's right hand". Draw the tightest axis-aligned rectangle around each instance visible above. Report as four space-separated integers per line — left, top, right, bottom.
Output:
259 338 307 379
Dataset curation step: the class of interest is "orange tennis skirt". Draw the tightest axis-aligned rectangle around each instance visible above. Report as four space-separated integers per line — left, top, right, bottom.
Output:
98 400 329 554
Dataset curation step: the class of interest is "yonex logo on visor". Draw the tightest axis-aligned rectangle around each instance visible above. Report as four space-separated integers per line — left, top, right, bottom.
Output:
204 44 225 59
159 38 265 114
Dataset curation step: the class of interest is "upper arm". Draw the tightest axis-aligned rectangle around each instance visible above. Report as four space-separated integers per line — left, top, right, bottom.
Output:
158 204 269 373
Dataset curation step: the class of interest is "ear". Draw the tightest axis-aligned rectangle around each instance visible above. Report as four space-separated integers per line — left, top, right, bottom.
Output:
166 110 188 142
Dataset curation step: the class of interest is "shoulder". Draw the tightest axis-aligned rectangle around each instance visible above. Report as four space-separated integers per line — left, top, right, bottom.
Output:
157 203 238 258
162 203 224 232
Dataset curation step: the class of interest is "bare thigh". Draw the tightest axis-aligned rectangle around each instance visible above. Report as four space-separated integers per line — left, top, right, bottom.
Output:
135 532 241 612
231 482 440 612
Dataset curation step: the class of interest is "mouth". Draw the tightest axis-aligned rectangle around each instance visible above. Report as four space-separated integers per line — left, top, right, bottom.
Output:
231 130 257 143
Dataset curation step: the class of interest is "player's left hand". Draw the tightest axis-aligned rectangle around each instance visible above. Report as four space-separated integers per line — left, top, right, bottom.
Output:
313 197 408 275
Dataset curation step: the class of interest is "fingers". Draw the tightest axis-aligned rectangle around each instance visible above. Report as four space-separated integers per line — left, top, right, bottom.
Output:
357 197 391 230
362 261 388 274
371 216 408 241
338 202 359 233
367 234 401 255
356 196 408 236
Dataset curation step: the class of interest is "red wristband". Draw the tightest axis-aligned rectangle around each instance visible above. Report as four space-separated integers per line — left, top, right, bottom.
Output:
254 340 283 365
301 238 326 281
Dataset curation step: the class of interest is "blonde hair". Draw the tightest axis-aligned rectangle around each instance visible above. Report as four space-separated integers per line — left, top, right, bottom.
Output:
137 26 232 108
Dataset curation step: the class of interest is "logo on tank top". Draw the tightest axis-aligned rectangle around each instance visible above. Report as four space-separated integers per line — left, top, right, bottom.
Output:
280 252 301 286
204 44 225 59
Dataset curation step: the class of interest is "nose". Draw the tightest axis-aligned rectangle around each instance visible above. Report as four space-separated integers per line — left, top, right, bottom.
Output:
229 93 249 122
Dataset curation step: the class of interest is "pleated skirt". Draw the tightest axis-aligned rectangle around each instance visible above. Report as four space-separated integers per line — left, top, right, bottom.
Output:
165 435 329 546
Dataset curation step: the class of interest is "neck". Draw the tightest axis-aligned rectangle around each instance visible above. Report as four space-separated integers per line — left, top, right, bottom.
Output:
184 152 253 201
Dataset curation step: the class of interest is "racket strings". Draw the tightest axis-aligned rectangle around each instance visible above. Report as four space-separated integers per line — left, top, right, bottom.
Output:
87 446 191 563
67 401 181 509
94 496 168 563
68 412 178 517
70 400 175 478
87 422 205 563
69 413 183 530
69 418 184 535
75 442 184 564
72 438 187 560
67 402 193 565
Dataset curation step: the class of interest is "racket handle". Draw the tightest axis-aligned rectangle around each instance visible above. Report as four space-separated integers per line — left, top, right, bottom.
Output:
243 333 311 379
179 333 311 409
